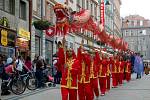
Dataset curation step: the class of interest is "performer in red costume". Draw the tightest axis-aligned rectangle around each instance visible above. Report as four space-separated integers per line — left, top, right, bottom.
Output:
118 56 125 85
56 41 79 100
110 56 117 88
106 56 111 91
115 55 120 86
125 59 131 82
78 47 94 100
90 51 100 99
98 54 108 96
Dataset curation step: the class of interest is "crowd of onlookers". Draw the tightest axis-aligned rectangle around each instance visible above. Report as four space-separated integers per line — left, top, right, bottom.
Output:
0 54 52 96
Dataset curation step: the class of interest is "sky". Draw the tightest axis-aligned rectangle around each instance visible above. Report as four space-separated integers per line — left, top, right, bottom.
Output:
121 0 150 19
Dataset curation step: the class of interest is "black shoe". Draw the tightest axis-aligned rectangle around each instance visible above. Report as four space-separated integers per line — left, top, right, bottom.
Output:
1 91 11 96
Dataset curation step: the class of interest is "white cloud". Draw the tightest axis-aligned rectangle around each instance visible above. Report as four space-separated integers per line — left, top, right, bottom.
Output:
121 0 150 19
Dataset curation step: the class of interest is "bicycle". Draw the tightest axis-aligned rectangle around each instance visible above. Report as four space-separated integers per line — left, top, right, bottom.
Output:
21 70 38 90
1 71 26 95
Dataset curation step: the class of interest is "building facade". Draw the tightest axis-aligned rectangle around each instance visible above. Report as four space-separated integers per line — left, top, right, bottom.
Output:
31 0 57 65
122 15 150 60
113 0 122 37
104 0 122 37
0 0 30 59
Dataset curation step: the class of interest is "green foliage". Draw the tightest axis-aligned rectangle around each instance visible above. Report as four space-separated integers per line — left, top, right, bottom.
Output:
33 20 53 30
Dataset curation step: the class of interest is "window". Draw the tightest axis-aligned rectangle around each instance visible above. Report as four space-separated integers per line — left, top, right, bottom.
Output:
70 0 73 3
0 0 15 14
37 0 41 16
94 4 97 18
145 52 147 57
33 0 37 11
140 20 143 26
20 0 26 20
45 40 52 65
131 33 133 36
0 0 3 9
143 37 145 41
86 0 89 9
35 36 40 56
137 20 140 26
91 3 93 15
131 21 134 26
82 0 85 9
77 0 80 4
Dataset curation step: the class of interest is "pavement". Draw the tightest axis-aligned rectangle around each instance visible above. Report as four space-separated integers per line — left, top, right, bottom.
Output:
1 73 150 100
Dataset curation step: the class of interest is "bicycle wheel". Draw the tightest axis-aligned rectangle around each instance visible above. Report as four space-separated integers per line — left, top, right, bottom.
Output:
10 77 26 95
26 77 38 90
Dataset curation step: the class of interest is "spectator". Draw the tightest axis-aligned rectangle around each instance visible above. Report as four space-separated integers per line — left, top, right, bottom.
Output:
15 56 24 72
134 53 144 79
1 57 14 95
24 56 32 72
32 54 38 72
0 54 4 78
35 56 45 88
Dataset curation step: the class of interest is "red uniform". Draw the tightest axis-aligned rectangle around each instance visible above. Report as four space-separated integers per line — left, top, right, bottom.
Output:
57 47 79 100
90 52 100 98
61 58 79 100
118 61 125 85
110 59 118 87
106 60 111 91
98 58 107 95
78 48 93 100
125 61 131 82
115 59 120 86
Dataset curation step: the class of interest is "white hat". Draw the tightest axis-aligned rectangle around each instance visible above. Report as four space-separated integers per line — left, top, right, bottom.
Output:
6 58 13 64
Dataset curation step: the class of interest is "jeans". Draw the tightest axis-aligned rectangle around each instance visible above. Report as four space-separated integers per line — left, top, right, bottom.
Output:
35 69 44 88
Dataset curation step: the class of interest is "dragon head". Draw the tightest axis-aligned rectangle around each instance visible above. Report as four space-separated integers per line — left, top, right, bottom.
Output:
54 3 69 23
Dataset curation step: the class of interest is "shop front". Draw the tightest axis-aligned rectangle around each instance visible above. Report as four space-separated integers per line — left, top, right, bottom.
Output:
0 17 16 58
16 28 30 59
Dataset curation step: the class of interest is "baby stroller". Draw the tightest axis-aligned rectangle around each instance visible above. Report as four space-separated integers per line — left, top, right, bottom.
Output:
42 68 56 87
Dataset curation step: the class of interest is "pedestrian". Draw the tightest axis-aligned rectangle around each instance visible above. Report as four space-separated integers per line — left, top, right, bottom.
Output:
1 57 14 96
35 56 45 88
130 52 135 73
53 58 58 84
24 56 32 72
0 54 4 79
15 56 24 73
134 53 144 79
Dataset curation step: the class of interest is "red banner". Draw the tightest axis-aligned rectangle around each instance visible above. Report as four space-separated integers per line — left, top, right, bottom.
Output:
100 1 105 26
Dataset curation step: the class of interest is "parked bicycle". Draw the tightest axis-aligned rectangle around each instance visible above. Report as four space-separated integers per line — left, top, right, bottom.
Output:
1 71 26 95
21 70 37 90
